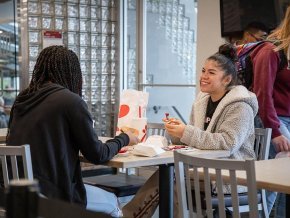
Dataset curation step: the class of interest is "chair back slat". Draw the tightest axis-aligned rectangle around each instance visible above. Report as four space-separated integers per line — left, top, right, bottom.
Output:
192 166 202 218
254 128 271 218
22 145 33 179
0 145 34 188
229 170 240 218
10 155 19 180
175 160 188 218
146 123 166 137
203 168 213 218
254 128 272 160
1 156 9 187
186 165 195 218
245 161 259 218
215 169 226 218
174 150 259 218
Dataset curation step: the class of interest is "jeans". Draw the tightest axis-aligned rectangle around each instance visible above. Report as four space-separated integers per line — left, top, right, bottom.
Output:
266 116 290 218
85 184 122 217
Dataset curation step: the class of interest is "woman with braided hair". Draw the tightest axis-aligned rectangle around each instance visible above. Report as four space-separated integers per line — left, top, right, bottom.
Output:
5 45 138 217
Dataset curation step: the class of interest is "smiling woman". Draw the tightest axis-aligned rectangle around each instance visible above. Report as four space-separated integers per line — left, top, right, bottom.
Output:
122 44 259 217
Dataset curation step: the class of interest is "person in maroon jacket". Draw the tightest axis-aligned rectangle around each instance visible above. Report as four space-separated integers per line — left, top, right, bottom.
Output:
5 45 139 217
250 6 290 218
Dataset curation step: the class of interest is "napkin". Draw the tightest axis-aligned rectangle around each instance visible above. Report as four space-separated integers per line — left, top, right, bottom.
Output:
131 143 165 157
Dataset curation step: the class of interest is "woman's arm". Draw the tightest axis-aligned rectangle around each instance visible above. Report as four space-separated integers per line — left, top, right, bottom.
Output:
68 99 129 164
180 102 254 151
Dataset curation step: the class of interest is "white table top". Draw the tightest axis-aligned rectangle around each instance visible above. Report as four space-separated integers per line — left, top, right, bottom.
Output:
206 157 290 194
106 150 173 168
98 136 230 168
239 157 290 194
105 148 231 169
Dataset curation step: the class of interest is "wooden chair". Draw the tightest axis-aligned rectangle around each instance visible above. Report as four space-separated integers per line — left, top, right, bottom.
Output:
174 150 259 218
254 128 271 161
0 144 34 217
0 144 33 188
174 127 272 218
147 123 166 136
225 128 271 217
248 128 272 217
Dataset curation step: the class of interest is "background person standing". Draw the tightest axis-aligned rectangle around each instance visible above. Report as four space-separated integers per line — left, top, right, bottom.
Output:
250 5 290 218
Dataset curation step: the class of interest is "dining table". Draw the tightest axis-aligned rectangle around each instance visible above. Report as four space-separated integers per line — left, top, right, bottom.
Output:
102 148 230 218
233 157 290 217
200 156 290 217
78 138 290 217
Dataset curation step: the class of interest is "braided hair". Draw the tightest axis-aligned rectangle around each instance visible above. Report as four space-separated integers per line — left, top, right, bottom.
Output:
26 45 82 96
6 46 82 141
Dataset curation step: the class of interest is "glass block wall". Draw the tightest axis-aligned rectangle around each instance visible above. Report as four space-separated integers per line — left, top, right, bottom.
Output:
24 0 119 136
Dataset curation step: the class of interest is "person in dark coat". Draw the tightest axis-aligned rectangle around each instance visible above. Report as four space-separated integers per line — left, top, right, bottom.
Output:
6 45 139 217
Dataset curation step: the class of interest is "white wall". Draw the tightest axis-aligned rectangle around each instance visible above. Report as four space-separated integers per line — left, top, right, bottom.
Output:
196 0 226 93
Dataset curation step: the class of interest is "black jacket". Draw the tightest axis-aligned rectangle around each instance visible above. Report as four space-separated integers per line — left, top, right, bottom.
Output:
6 83 129 206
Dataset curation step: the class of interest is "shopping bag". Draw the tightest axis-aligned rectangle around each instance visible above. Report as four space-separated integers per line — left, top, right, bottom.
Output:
116 90 149 142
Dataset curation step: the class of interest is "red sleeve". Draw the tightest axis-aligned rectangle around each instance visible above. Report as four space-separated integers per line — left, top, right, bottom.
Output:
252 43 281 138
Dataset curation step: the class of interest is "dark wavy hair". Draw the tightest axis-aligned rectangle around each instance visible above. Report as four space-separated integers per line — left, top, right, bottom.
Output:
207 43 238 87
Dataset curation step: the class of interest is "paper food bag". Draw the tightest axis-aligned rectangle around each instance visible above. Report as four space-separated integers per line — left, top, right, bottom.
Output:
116 90 149 142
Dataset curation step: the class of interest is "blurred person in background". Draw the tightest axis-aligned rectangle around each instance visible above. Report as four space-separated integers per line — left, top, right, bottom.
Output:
249 5 290 218
234 21 268 46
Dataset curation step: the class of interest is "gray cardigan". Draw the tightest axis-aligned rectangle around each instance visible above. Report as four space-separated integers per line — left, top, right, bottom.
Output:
180 85 258 160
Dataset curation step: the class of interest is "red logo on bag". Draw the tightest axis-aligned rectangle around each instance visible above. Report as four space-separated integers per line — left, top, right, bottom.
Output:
119 104 130 118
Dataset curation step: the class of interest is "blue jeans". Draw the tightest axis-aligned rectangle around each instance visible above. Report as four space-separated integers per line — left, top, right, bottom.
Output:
266 116 290 218
85 184 122 217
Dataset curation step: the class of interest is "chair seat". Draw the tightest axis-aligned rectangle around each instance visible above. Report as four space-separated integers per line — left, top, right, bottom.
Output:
83 174 146 197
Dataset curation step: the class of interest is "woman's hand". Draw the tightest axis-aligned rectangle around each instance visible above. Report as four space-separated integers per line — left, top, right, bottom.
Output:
123 130 140 146
162 117 181 125
163 118 186 138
